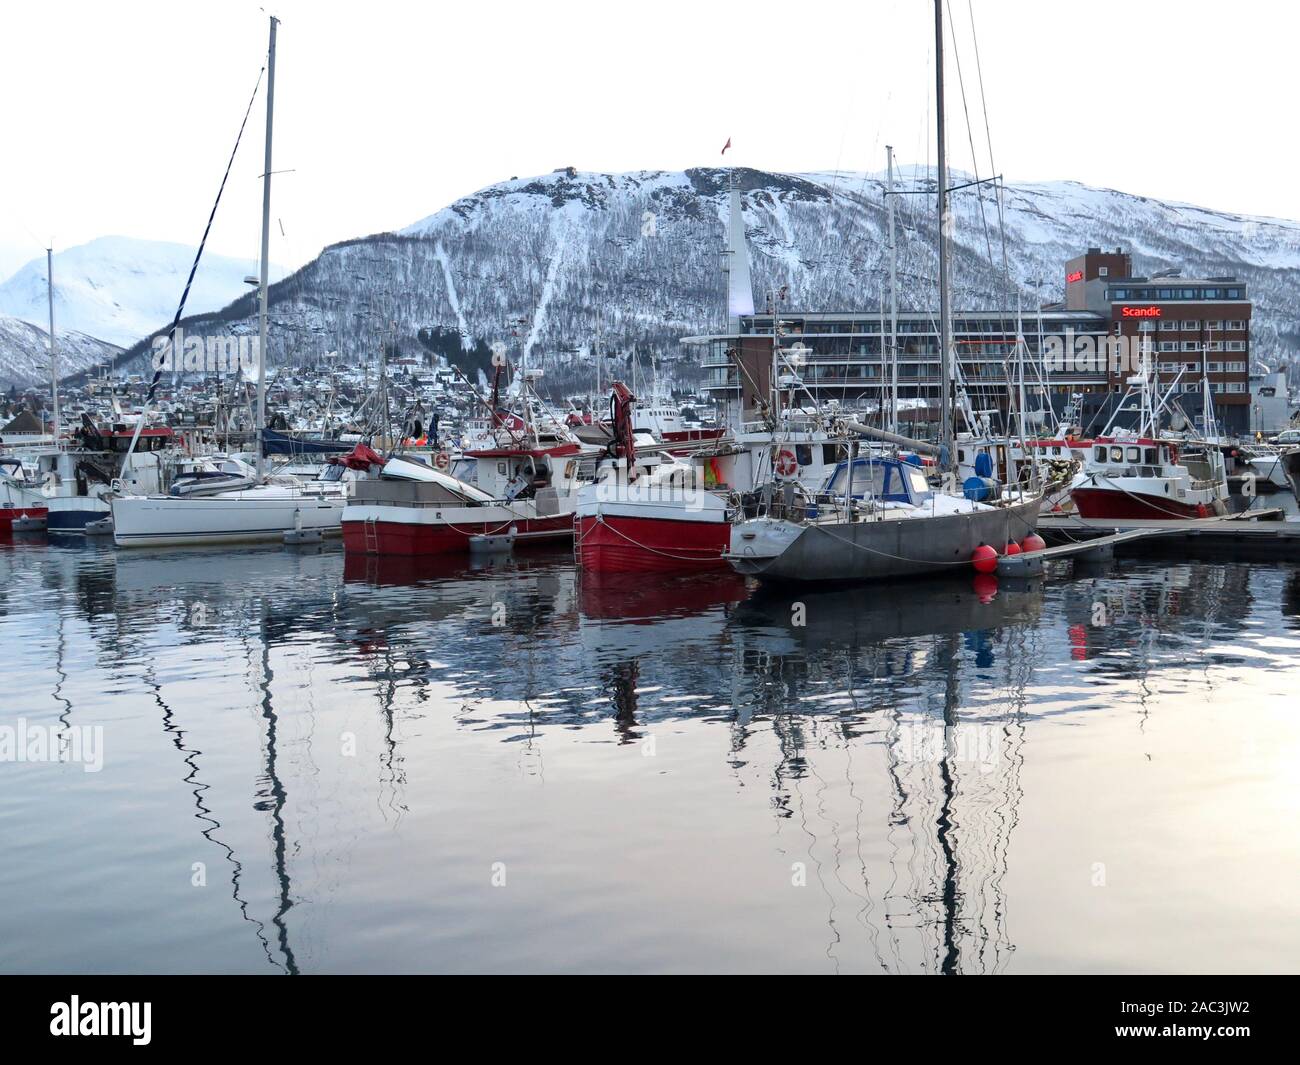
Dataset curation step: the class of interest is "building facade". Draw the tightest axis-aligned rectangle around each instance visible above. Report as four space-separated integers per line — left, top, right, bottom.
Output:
691 248 1256 436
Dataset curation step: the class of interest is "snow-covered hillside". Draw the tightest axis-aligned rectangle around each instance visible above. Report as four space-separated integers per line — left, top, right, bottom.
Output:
0 315 122 391
0 236 283 348
108 166 1300 393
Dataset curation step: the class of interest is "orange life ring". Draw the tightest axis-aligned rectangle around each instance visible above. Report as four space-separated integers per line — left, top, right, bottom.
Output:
774 448 798 478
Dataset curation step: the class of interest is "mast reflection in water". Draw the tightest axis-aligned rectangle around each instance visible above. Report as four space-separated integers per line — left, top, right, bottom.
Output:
2 538 1299 974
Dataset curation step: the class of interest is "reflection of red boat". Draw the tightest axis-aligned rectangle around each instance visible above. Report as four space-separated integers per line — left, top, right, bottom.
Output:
578 569 748 621
342 548 555 585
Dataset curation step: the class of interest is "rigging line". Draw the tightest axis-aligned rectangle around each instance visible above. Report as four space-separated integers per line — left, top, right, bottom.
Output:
944 0 994 273
132 64 267 441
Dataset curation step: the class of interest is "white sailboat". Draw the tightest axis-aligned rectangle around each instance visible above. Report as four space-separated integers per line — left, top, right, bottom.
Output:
112 17 350 548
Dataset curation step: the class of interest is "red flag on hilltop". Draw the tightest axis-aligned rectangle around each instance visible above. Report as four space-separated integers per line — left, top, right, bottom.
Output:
721 137 731 155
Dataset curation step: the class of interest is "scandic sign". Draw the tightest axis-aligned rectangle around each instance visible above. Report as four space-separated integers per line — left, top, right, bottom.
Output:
1120 306 1162 318
1066 270 1084 283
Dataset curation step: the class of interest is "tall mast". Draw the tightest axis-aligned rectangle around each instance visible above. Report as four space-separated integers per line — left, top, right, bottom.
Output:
886 146 899 435
256 15 278 478
47 247 60 440
935 0 953 468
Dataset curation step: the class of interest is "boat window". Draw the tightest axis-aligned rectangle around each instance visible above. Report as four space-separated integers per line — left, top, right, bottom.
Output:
1094 446 1106 462
822 444 840 465
1144 448 1158 464
1110 447 1124 462
906 467 929 495
795 444 813 467
1126 447 1141 463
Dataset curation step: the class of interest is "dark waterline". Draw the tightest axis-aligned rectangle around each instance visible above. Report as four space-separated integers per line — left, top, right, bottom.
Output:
2 533 1299 974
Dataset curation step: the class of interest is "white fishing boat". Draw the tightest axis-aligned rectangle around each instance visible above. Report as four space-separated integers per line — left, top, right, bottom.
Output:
1069 343 1229 521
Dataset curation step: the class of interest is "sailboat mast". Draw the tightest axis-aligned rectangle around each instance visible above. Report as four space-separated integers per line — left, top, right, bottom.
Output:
886 146 899 435
935 0 953 468
256 15 278 478
47 247 60 440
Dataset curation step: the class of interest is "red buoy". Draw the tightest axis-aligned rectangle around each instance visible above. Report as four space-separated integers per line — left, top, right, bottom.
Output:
1004 540 1022 555
1021 533 1046 554
970 544 998 574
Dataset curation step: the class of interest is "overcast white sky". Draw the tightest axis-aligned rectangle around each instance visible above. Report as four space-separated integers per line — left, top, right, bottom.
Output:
1 0 1295 278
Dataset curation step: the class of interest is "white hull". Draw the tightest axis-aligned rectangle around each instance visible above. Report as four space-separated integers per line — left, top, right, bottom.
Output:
112 487 346 547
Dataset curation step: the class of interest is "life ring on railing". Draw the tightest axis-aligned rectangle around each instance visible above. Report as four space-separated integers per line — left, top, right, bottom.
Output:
564 459 577 479
774 448 799 478
433 451 450 471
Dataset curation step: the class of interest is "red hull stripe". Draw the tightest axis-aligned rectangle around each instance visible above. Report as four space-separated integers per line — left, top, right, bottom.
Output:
342 514 572 555
1 506 49 529
1070 487 1204 521
576 514 729 573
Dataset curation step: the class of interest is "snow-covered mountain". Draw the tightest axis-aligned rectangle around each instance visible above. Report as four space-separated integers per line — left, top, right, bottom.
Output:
0 236 283 349
108 167 1300 394
0 314 122 391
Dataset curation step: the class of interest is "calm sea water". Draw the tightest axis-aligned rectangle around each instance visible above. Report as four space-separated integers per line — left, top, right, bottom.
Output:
2 529 1300 974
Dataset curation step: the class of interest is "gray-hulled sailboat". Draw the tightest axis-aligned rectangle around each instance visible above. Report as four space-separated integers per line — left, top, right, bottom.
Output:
725 0 1043 585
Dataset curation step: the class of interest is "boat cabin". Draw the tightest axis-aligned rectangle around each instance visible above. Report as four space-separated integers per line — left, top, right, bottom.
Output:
823 456 933 505
1088 438 1177 477
464 443 587 500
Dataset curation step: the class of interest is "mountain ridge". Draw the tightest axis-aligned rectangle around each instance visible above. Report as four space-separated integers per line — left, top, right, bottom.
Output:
18 167 1300 395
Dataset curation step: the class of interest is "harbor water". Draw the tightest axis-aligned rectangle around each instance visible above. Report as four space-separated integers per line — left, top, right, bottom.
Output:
2 533 1300 974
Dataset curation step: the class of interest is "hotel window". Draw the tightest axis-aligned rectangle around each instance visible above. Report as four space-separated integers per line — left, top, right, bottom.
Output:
1184 382 1200 393
1227 320 1246 330
1158 288 1174 299
1181 289 1197 299
1159 320 1178 331
1182 320 1199 329
1208 362 1223 372
1159 361 1178 372
1227 288 1242 299
1182 341 1200 351
1111 288 1128 299
1212 383 1225 393
1098 266 1109 276
1226 361 1246 371
1227 382 1245 393
1208 341 1223 351
1206 319 1223 330
1227 341 1246 351
1203 289 1220 300
1159 342 1177 352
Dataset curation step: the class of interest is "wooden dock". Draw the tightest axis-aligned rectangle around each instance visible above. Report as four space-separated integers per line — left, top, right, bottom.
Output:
997 529 1162 575
1003 508 1300 573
